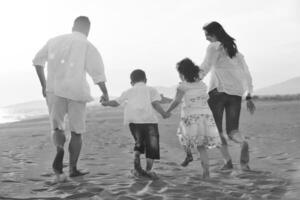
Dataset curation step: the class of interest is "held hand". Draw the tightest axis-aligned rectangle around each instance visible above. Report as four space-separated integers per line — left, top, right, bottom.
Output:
100 94 109 103
163 111 171 119
101 101 109 106
246 100 255 114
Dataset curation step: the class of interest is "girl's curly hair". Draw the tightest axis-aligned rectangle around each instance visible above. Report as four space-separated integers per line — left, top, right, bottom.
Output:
176 58 200 82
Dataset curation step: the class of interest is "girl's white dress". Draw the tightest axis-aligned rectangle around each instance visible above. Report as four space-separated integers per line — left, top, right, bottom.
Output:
177 81 221 149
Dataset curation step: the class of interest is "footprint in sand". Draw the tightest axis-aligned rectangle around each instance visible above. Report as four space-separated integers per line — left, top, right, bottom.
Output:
81 157 96 161
161 161 178 166
65 192 95 199
27 178 44 182
256 155 271 159
1 172 20 183
31 188 48 192
273 152 286 156
1 179 19 183
118 143 128 148
41 172 53 177
277 157 291 161
285 169 298 172
31 134 43 137
56 182 80 190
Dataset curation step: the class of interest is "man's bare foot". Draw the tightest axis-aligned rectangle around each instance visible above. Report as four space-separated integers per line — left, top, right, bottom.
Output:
241 163 251 171
145 171 159 180
54 172 68 183
220 160 233 170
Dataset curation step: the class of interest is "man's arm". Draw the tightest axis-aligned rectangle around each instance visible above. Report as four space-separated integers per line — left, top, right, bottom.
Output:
33 41 48 98
96 81 109 102
34 65 47 97
85 45 109 102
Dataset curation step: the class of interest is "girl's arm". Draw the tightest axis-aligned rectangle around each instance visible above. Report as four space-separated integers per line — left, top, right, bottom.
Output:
152 101 170 118
166 88 185 113
102 100 120 107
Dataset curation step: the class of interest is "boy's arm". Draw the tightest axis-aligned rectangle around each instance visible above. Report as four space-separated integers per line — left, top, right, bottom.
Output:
102 100 120 107
152 101 169 118
166 88 185 113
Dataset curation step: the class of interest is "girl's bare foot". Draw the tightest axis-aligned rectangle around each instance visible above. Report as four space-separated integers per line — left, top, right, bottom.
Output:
202 169 210 179
201 161 210 179
181 155 193 167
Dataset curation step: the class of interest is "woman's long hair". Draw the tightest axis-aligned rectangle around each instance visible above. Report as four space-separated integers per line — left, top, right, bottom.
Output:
203 21 238 58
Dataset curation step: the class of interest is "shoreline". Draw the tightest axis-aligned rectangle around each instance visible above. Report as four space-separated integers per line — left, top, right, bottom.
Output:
0 101 300 199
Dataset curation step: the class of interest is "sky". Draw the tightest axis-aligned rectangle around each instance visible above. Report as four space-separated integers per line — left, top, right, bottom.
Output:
0 0 299 107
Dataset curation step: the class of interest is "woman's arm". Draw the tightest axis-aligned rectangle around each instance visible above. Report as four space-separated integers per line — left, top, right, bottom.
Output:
166 88 185 113
240 55 255 114
199 43 219 79
240 55 253 96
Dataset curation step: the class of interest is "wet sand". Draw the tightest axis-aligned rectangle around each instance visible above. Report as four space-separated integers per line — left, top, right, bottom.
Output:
0 101 300 200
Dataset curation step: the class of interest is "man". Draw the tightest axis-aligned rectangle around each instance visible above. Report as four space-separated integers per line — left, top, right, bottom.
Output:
33 16 108 180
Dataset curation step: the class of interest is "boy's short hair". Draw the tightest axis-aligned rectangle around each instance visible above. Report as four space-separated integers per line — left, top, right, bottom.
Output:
130 69 147 83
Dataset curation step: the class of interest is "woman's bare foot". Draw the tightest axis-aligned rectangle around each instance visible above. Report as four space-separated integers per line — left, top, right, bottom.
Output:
221 159 233 170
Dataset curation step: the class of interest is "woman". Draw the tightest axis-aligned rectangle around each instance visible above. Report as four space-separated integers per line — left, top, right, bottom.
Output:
199 21 255 171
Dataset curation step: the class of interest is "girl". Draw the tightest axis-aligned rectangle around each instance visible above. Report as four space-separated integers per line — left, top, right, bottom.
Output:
166 58 221 178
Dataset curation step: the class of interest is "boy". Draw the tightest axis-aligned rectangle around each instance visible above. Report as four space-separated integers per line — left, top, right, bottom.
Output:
102 69 169 177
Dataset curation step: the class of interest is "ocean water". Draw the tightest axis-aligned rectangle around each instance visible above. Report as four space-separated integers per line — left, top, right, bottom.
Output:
0 100 49 124
0 99 101 124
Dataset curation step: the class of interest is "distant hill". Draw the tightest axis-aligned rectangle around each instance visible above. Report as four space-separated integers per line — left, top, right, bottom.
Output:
156 77 300 97
255 77 300 95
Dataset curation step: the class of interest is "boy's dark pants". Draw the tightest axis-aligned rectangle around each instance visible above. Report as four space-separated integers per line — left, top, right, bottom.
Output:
129 123 160 160
208 89 249 165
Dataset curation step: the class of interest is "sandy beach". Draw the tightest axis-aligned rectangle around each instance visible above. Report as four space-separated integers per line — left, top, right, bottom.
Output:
0 100 300 200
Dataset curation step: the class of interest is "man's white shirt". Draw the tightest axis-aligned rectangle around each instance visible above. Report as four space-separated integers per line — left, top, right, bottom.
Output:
33 31 106 102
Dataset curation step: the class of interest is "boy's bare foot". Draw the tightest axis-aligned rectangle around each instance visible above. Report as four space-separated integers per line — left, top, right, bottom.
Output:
145 171 159 180
131 168 149 178
69 169 89 177
181 155 193 167
241 164 251 171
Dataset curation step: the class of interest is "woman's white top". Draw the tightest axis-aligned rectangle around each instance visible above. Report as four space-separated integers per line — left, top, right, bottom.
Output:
199 41 253 97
